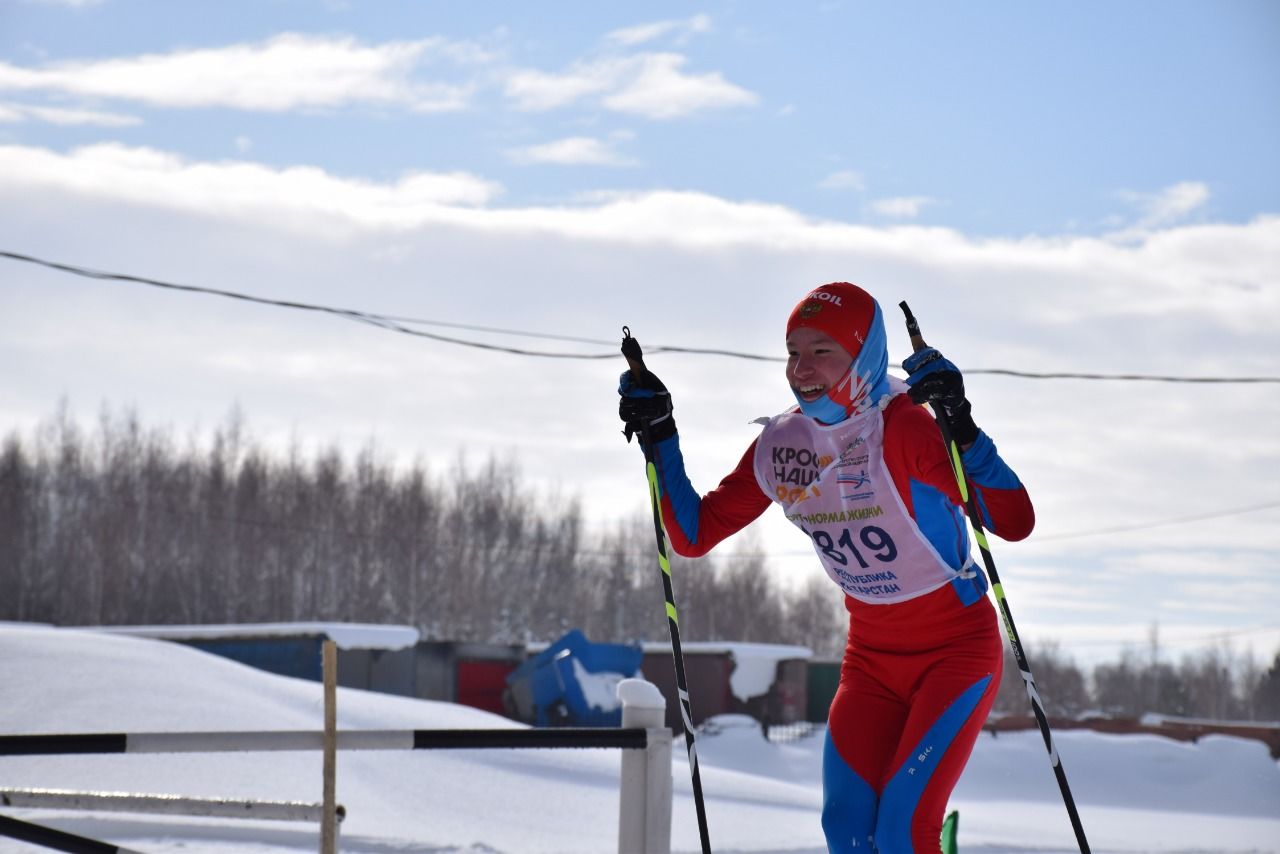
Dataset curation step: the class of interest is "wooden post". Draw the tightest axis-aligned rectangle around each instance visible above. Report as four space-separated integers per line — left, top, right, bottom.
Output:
321 640 337 854
617 678 671 854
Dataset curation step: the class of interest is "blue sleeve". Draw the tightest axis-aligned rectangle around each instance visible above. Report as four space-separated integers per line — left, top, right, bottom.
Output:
650 434 702 545
960 431 1022 490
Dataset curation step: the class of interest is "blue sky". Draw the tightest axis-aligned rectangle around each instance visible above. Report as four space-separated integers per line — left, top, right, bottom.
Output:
4 1 1277 236
1 0 1278 665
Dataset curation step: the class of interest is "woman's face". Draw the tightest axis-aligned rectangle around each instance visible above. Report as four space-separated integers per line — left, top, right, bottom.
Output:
786 327 854 403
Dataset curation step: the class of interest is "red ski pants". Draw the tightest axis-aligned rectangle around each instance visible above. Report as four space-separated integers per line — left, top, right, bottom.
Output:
822 591 1003 853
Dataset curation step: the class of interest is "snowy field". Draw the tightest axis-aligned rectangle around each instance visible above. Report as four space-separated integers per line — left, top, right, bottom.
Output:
1 623 1278 854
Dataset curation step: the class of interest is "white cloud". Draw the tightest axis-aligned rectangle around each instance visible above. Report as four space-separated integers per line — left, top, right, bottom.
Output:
869 196 937 218
0 143 502 228
0 101 140 126
1118 181 1211 230
0 33 486 112
504 52 757 120
818 170 865 191
603 53 757 119
3 145 1277 310
0 24 748 123
506 136 637 167
503 60 621 111
605 14 713 47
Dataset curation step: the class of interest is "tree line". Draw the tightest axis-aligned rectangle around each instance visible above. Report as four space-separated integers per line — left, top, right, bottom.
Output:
2 404 1276 722
0 405 845 655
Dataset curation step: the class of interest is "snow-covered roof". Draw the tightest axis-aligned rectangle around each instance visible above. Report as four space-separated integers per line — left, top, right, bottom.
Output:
643 641 813 702
82 622 421 651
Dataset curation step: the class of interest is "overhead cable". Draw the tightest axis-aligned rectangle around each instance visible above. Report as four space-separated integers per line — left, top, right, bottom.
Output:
4 249 1278 383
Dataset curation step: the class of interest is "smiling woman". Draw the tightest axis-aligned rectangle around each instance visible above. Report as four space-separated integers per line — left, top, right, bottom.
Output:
786 328 853 404
619 281 1036 853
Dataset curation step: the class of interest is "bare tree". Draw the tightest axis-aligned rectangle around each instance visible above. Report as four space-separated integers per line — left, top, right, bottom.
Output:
1252 650 1280 722
781 574 849 659
6 401 1280 722
994 640 1090 718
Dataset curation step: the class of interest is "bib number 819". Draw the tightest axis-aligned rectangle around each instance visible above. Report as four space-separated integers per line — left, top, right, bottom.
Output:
810 525 897 569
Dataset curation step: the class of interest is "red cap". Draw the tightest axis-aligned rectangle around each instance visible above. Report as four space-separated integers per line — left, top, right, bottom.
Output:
785 282 876 358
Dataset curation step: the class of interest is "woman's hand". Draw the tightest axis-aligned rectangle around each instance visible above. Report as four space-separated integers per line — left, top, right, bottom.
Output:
903 347 980 447
618 369 677 444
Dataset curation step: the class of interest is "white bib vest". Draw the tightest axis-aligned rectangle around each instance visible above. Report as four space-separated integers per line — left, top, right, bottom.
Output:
752 395 964 605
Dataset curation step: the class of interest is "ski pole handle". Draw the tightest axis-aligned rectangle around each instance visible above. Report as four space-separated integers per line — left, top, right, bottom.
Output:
899 301 928 352
620 325 647 381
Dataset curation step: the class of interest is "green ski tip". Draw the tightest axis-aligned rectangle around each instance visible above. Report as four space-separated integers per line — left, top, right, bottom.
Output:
940 809 959 854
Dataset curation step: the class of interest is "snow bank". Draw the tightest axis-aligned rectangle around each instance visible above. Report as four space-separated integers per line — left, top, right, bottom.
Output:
2 623 1278 853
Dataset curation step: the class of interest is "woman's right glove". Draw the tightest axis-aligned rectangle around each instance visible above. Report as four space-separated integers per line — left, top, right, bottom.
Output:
618 369 677 445
903 347 980 446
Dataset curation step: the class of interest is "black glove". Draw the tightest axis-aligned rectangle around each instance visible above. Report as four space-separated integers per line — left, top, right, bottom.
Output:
618 369 677 445
903 347 980 446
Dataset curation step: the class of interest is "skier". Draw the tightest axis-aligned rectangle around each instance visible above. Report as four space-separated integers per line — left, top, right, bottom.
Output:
618 282 1034 853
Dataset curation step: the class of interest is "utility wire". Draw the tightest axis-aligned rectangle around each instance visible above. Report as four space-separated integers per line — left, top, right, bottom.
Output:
5 249 1280 382
0 250 620 360
1031 499 1280 542
1064 622 1280 649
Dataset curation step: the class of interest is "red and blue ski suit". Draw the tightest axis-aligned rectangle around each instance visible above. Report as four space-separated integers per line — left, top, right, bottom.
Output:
646 391 1033 853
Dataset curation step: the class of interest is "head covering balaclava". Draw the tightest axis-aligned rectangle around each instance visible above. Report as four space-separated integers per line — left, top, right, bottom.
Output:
785 282 891 423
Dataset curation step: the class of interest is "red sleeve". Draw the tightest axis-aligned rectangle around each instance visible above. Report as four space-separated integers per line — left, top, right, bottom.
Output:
883 397 1035 542
661 439 771 558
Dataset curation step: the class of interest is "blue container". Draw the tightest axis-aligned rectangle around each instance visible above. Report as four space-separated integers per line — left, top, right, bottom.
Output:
506 630 643 727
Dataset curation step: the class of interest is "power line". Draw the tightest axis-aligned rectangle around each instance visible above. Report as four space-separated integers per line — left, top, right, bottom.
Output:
5 249 1280 382
1063 623 1280 650
1032 498 1280 542
0 250 621 360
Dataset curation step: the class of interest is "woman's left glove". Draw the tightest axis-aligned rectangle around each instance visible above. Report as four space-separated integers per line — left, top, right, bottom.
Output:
618 369 677 445
903 347 980 445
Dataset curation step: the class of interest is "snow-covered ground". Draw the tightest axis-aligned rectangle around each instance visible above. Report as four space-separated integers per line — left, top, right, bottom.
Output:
1 623 1277 853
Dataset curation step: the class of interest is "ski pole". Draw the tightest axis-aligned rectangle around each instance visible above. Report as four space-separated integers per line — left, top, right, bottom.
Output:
898 302 1092 854
620 326 713 854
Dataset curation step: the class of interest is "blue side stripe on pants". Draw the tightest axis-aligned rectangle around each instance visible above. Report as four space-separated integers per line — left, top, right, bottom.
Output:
821 728 878 851
875 674 993 853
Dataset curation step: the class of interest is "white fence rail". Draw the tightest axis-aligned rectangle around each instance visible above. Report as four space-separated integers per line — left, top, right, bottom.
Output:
0 676 673 854
1 787 343 824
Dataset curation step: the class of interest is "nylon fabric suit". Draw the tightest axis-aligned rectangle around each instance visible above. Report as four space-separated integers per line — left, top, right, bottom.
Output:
646 394 1032 852
824 584 1003 851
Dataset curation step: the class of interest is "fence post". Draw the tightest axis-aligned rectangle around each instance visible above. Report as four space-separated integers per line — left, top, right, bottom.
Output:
321 640 337 854
617 678 671 854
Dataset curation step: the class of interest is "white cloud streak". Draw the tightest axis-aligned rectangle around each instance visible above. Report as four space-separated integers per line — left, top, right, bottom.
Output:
504 52 757 120
604 14 713 47
0 33 486 112
506 136 637 167
818 170 865 191
0 101 140 126
603 53 757 119
1119 181 1211 229
869 196 937 218
0 143 502 227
